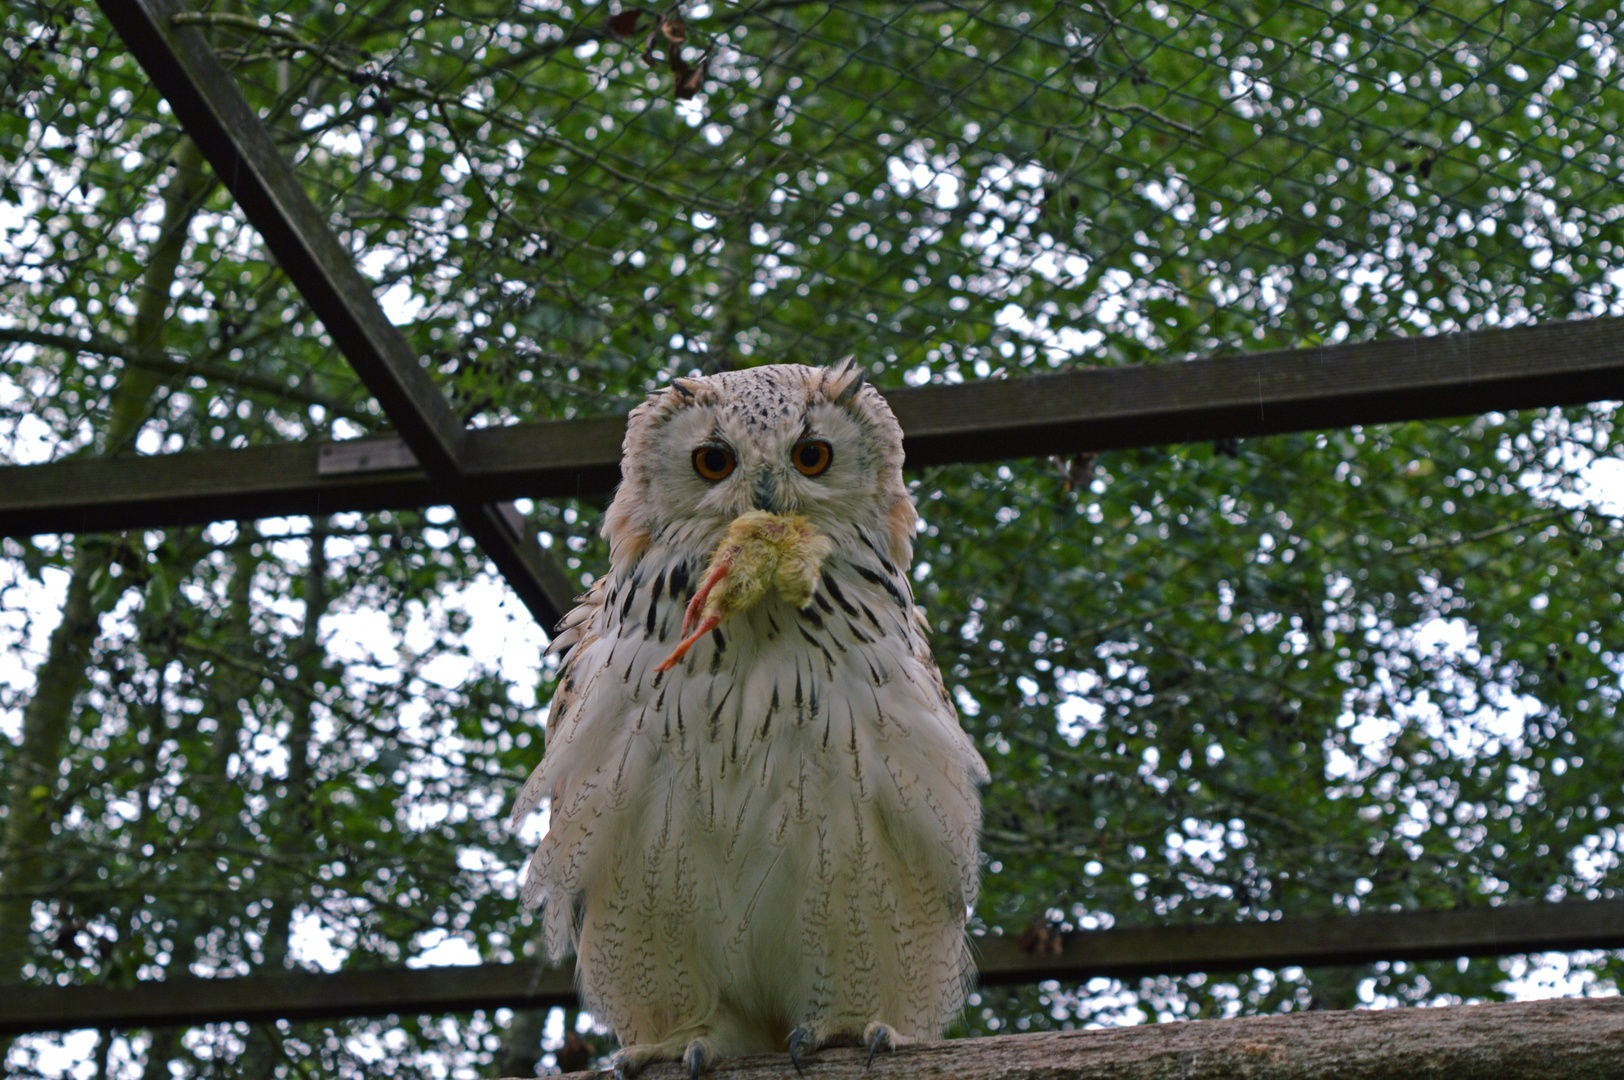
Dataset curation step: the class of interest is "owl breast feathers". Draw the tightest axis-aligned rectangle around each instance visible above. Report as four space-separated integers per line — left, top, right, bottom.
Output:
509 360 989 1076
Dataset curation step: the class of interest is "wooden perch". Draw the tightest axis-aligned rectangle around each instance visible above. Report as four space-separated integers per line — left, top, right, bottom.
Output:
526 998 1624 1080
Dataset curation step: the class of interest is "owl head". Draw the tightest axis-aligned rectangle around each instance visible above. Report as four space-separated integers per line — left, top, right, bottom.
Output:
602 359 915 571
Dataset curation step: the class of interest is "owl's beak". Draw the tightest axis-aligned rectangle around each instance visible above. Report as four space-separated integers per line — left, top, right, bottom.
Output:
751 469 780 513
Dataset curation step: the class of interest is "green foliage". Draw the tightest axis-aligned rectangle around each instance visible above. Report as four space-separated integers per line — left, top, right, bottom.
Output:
1 0 1621 1076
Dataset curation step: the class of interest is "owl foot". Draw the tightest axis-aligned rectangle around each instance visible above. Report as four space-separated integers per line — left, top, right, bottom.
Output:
787 1022 911 1073
609 1038 716 1080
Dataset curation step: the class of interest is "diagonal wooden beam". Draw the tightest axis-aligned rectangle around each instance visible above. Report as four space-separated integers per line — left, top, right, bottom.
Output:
95 0 466 477
5 313 1624 541
91 0 570 626
3 897 1620 1034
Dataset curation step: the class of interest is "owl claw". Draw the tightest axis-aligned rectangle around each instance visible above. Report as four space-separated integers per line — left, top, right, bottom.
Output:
684 1039 709 1080
788 1026 812 1076
863 1023 902 1068
611 1039 712 1080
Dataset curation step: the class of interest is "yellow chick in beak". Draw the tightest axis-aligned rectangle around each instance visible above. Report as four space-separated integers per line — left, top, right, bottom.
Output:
655 511 834 674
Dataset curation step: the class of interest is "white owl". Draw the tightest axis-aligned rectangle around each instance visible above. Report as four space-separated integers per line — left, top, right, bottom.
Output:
509 361 988 1079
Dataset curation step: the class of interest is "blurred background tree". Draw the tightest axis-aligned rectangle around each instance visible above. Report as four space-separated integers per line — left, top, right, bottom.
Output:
1 0 1621 1076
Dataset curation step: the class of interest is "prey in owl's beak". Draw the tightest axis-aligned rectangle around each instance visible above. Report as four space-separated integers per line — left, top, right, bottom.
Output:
654 511 833 674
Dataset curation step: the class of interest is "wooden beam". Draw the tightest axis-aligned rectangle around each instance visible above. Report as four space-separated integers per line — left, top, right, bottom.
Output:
94 0 467 478
888 315 1624 465
460 499 580 627
969 896 1624 987
4 314 1624 541
0 418 626 539
0 959 577 1035
4 898 1619 1035
559 999 1624 1080
90 0 571 627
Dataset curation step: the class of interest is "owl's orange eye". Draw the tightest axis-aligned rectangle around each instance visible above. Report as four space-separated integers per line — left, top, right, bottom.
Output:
692 445 736 481
792 440 833 477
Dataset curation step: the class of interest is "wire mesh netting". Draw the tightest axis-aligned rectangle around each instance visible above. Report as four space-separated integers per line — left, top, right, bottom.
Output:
2 1 1623 1077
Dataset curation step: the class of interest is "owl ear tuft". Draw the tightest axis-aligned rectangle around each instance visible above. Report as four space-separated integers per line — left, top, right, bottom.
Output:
825 356 865 405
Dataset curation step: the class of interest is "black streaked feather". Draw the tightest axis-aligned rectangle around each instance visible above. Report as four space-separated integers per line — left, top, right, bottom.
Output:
822 573 859 617
708 681 733 740
857 599 883 630
644 571 665 636
797 624 838 667
668 559 691 600
854 564 908 609
709 627 727 674
761 684 779 740
857 530 900 577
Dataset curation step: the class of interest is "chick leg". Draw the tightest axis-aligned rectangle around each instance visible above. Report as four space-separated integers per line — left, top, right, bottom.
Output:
654 612 724 674
655 553 734 673
681 553 736 639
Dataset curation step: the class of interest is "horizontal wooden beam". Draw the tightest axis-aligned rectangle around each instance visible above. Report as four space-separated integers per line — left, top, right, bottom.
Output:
970 895 1624 987
5 315 1623 543
0 417 624 538
0 959 576 1035
889 315 1624 466
4 898 1619 1035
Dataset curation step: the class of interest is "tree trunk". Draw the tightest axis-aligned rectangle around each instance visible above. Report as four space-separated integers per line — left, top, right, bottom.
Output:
0 135 213 980
533 998 1624 1080
261 518 328 972
490 1007 552 1078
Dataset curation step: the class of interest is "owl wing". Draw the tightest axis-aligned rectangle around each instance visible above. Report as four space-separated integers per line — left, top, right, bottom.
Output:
509 574 608 829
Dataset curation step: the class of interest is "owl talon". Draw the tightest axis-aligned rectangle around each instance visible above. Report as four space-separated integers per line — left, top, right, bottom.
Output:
684 1039 709 1080
788 1026 812 1076
863 1023 902 1068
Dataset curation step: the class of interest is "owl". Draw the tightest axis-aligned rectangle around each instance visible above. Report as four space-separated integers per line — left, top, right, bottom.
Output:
509 360 988 1079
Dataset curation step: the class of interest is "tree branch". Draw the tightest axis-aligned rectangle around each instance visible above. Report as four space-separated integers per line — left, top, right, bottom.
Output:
1389 507 1576 555
532 998 1622 1080
0 327 368 423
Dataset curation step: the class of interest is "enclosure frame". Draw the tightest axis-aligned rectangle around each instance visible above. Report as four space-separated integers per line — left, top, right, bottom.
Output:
2 0 1622 1036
